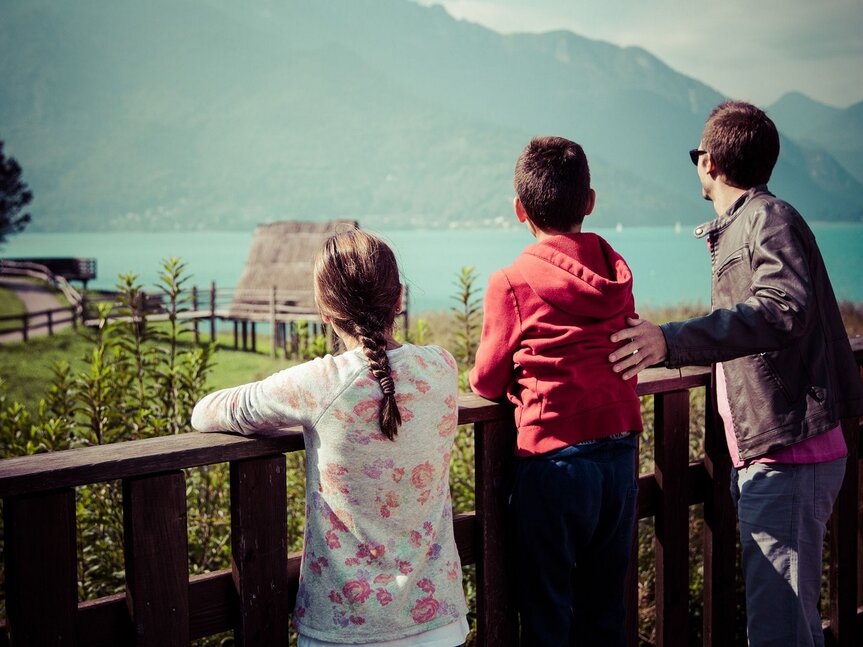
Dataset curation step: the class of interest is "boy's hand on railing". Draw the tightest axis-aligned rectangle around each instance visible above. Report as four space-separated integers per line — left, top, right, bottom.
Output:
608 317 669 380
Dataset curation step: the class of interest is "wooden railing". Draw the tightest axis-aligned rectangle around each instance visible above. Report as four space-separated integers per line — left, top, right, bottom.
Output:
79 283 408 357
1 340 861 646
0 306 78 341
0 259 84 309
0 258 96 287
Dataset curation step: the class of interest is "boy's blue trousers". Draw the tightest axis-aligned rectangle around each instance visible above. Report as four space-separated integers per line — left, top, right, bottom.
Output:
508 434 638 646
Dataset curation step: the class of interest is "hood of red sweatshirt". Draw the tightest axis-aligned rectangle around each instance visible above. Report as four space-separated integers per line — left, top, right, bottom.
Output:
512 232 634 319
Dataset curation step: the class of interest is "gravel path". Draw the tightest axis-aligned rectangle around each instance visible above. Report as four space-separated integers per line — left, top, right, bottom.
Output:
0 276 74 343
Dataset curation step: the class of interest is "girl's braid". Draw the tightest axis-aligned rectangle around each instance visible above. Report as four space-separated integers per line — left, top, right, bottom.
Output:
352 319 402 440
315 229 403 440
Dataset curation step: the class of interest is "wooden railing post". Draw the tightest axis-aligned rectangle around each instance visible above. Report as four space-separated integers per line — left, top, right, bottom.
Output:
702 382 737 647
4 489 78 646
290 321 299 358
474 418 519 646
402 284 410 337
230 454 290 646
828 416 860 646
654 390 690 645
123 471 190 646
210 281 217 343
624 435 640 647
47 309 54 335
270 286 277 359
21 312 28 341
192 285 200 344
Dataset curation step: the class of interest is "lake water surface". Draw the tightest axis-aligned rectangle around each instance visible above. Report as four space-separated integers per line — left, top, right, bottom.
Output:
4 223 862 313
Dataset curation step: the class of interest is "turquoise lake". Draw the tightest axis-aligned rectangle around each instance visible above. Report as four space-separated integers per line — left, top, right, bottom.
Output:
3 223 862 313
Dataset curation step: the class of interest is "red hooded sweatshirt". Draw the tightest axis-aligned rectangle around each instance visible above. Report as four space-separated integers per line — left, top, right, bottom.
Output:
469 232 643 456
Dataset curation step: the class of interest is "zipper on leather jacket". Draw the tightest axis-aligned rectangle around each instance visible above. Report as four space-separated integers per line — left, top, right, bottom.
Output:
715 252 743 278
757 352 793 402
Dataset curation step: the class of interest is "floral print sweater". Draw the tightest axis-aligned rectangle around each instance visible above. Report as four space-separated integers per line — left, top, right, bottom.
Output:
191 343 468 643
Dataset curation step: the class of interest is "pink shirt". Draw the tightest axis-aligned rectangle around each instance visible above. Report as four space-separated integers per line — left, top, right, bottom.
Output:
716 362 846 468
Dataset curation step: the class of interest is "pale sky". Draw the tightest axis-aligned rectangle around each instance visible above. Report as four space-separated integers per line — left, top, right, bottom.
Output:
414 0 863 108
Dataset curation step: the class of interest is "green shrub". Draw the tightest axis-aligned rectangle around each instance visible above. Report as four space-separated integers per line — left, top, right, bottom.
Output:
0 259 217 611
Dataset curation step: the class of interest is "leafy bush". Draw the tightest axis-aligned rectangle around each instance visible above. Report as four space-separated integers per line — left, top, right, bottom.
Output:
0 259 217 609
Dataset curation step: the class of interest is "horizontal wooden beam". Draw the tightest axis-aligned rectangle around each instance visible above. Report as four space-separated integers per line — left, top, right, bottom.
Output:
0 431 304 497
0 513 478 645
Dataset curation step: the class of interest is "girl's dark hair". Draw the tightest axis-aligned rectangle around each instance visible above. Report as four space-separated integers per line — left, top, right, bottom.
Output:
314 228 403 440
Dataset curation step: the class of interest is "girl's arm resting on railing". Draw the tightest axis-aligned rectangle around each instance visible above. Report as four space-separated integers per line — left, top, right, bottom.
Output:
191 360 327 435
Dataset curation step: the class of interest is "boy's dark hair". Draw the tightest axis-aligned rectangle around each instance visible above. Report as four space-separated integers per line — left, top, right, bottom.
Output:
514 136 591 231
702 101 780 189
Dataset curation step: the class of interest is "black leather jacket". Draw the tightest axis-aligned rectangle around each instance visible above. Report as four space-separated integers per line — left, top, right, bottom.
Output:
661 186 863 460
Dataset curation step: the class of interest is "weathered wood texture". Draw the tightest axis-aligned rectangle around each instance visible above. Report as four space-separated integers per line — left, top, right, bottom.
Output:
474 418 519 646
3 489 77 646
701 383 738 647
0 430 304 498
230 455 291 646
828 416 861 647
653 389 691 645
123 472 190 646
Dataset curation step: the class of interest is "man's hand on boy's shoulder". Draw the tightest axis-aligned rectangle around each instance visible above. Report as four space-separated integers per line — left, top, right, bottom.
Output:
608 317 668 380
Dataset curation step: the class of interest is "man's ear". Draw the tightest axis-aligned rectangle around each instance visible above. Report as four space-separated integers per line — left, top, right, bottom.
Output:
704 153 718 177
584 188 596 216
514 196 531 223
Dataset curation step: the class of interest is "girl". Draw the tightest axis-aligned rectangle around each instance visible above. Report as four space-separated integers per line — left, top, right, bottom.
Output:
191 229 469 646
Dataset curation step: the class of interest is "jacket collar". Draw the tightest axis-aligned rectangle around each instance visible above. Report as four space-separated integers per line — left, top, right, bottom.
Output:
692 185 772 239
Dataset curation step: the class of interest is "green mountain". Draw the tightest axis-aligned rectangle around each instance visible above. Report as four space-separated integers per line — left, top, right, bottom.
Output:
1 0 861 232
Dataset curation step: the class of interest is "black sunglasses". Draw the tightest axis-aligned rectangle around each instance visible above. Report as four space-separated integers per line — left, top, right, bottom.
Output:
689 149 707 165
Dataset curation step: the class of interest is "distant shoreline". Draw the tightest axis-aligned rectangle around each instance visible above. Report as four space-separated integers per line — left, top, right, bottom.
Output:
12 219 863 236
4 227 862 311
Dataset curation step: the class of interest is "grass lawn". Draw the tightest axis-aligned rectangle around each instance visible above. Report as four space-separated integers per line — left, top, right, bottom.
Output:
0 285 27 332
0 327 299 412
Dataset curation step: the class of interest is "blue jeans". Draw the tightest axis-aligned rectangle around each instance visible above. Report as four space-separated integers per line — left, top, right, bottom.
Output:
731 458 846 647
509 435 638 646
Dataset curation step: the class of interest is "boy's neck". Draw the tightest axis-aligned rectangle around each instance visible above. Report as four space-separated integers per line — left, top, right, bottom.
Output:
531 222 583 241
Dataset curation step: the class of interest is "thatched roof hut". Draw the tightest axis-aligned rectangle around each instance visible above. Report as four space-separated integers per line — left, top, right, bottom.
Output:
231 219 358 315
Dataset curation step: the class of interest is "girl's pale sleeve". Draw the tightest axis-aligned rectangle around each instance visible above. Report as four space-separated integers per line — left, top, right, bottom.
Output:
191 359 326 434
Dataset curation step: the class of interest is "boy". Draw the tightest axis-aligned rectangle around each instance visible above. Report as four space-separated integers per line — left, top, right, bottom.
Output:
470 136 643 645
609 101 863 646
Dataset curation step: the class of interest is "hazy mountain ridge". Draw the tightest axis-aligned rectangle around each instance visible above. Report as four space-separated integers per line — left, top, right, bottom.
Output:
769 92 863 186
1 0 861 233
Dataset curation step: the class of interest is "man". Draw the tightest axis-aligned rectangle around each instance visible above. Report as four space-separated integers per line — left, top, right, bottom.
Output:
608 100 863 646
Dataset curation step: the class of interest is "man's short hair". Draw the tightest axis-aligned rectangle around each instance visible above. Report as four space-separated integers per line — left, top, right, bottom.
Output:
514 136 591 231
702 101 780 189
